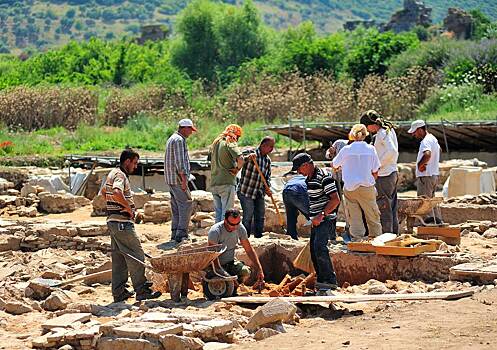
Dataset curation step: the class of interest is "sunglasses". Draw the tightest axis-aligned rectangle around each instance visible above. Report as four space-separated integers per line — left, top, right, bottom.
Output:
225 218 241 227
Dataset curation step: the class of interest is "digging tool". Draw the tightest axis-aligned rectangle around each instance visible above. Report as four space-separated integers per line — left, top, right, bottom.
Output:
32 269 112 288
249 155 287 234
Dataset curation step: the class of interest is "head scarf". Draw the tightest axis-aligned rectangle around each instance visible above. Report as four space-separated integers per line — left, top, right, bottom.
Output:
359 110 396 131
211 124 243 150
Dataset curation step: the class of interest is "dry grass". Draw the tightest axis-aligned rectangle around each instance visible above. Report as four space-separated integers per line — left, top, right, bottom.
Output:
0 86 97 131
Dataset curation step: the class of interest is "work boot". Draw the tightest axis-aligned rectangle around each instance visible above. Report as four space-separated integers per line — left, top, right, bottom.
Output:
113 288 134 303
315 281 338 291
136 287 162 301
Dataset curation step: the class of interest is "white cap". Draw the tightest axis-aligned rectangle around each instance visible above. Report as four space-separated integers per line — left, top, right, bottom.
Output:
178 118 197 131
408 120 426 134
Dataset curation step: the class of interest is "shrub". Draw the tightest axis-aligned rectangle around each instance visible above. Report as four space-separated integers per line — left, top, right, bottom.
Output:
418 83 485 116
0 86 98 130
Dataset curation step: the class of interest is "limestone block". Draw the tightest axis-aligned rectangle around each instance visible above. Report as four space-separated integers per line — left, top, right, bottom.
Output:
143 201 172 223
192 190 215 212
397 164 415 191
0 235 21 251
92 194 106 216
203 343 232 350
85 260 112 285
27 280 53 300
245 298 297 331
4 301 33 315
39 193 77 213
97 337 161 350
41 290 77 311
483 228 497 239
254 327 280 340
160 335 204 350
195 319 233 335
42 313 91 331
0 195 17 208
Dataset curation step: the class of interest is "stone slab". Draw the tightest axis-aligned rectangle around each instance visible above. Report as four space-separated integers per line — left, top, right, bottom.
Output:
42 313 91 330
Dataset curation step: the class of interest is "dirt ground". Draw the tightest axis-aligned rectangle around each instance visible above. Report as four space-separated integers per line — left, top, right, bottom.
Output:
2 206 497 350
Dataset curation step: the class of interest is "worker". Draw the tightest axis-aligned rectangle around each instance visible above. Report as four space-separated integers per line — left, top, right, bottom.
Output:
207 208 264 285
408 119 442 223
282 173 309 240
292 153 340 291
360 110 399 234
332 124 382 242
209 124 244 223
164 118 196 242
237 136 275 238
103 148 161 302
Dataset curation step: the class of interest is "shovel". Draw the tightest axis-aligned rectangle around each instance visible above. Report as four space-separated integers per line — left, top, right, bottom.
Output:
31 269 112 288
250 155 287 234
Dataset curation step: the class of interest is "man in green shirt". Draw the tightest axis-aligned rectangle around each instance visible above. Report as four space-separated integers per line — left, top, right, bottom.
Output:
209 124 244 222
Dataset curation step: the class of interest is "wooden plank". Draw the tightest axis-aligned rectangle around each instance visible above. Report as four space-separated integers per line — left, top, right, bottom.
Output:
222 289 475 304
417 226 461 238
375 243 438 257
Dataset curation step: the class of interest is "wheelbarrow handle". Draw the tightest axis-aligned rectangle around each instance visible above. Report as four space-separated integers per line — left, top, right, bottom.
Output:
119 251 154 270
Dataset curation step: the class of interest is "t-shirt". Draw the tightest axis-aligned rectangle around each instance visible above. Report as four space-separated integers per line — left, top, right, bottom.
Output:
104 167 135 223
210 140 242 186
332 141 380 191
416 133 440 177
373 128 398 177
284 174 307 194
307 167 338 218
208 221 248 265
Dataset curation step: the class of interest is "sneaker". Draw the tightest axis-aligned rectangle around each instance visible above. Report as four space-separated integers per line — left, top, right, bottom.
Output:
315 282 338 291
113 289 134 303
136 288 162 301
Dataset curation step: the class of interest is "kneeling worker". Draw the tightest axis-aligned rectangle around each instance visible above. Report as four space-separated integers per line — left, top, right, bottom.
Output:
208 208 264 285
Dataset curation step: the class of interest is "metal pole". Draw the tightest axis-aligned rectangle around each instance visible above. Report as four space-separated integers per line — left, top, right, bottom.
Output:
302 116 306 152
141 160 146 190
288 117 292 161
441 119 450 154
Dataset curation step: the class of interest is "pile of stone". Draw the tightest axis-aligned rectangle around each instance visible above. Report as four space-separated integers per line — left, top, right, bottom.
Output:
0 219 111 252
24 297 298 349
445 193 497 206
0 177 15 193
458 220 497 239
38 192 90 214
0 193 39 217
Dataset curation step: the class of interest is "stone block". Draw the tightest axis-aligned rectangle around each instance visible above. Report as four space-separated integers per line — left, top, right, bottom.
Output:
192 190 214 212
254 327 280 340
0 235 21 251
85 260 112 285
204 343 232 350
142 324 183 340
41 290 77 311
97 337 161 350
483 228 497 239
140 312 178 323
39 193 77 213
4 301 33 315
245 298 297 331
195 320 233 335
143 201 172 223
42 313 91 331
160 335 204 350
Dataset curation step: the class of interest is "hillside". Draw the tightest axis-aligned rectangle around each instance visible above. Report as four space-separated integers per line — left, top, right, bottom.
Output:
0 0 496 53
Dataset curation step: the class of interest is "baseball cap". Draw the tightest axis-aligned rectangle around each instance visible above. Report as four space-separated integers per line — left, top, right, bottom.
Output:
408 120 426 134
291 153 312 171
178 118 197 131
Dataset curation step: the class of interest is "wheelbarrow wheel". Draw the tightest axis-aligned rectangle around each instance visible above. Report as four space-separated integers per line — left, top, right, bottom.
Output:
202 279 235 300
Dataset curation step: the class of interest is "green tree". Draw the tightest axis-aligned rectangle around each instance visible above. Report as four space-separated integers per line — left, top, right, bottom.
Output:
344 28 419 81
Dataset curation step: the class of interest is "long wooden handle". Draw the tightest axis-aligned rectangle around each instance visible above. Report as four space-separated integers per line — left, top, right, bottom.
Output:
56 269 112 287
250 157 285 228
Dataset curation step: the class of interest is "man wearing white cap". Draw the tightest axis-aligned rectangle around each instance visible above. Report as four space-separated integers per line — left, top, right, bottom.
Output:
408 119 442 222
164 118 197 242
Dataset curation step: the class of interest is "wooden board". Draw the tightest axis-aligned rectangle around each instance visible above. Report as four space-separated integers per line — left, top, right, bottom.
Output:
222 289 475 304
375 242 439 257
347 241 376 253
416 227 461 246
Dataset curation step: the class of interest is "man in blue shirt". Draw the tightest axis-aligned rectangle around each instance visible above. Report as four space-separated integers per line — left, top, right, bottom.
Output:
282 174 309 240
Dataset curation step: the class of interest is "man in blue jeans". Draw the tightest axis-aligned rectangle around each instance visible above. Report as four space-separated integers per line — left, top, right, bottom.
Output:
237 136 275 238
282 174 309 240
292 152 340 291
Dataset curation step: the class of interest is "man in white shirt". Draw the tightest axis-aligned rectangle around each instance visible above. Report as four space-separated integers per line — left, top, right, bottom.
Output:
332 124 383 241
360 110 399 234
408 120 442 222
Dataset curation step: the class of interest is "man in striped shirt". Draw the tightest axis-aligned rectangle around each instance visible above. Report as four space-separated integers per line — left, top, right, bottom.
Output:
237 136 274 238
292 152 340 291
104 148 161 302
164 118 197 242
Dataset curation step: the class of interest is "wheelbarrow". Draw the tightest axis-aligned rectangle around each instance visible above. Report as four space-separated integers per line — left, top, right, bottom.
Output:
123 244 237 302
398 196 446 233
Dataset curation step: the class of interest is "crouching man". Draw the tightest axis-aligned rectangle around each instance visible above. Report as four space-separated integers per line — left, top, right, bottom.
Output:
207 208 264 285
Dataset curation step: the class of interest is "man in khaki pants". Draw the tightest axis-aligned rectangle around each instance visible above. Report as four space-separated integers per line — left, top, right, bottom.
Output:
332 124 382 241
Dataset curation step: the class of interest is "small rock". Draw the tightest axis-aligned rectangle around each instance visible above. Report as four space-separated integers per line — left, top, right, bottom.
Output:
27 280 53 300
245 298 297 331
58 345 74 350
254 327 280 340
343 340 350 345
367 283 390 295
483 228 497 239
160 335 204 350
203 342 232 350
42 290 76 311
5 301 33 315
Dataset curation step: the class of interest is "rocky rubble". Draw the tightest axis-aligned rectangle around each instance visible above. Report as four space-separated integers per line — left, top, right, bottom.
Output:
446 193 497 206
